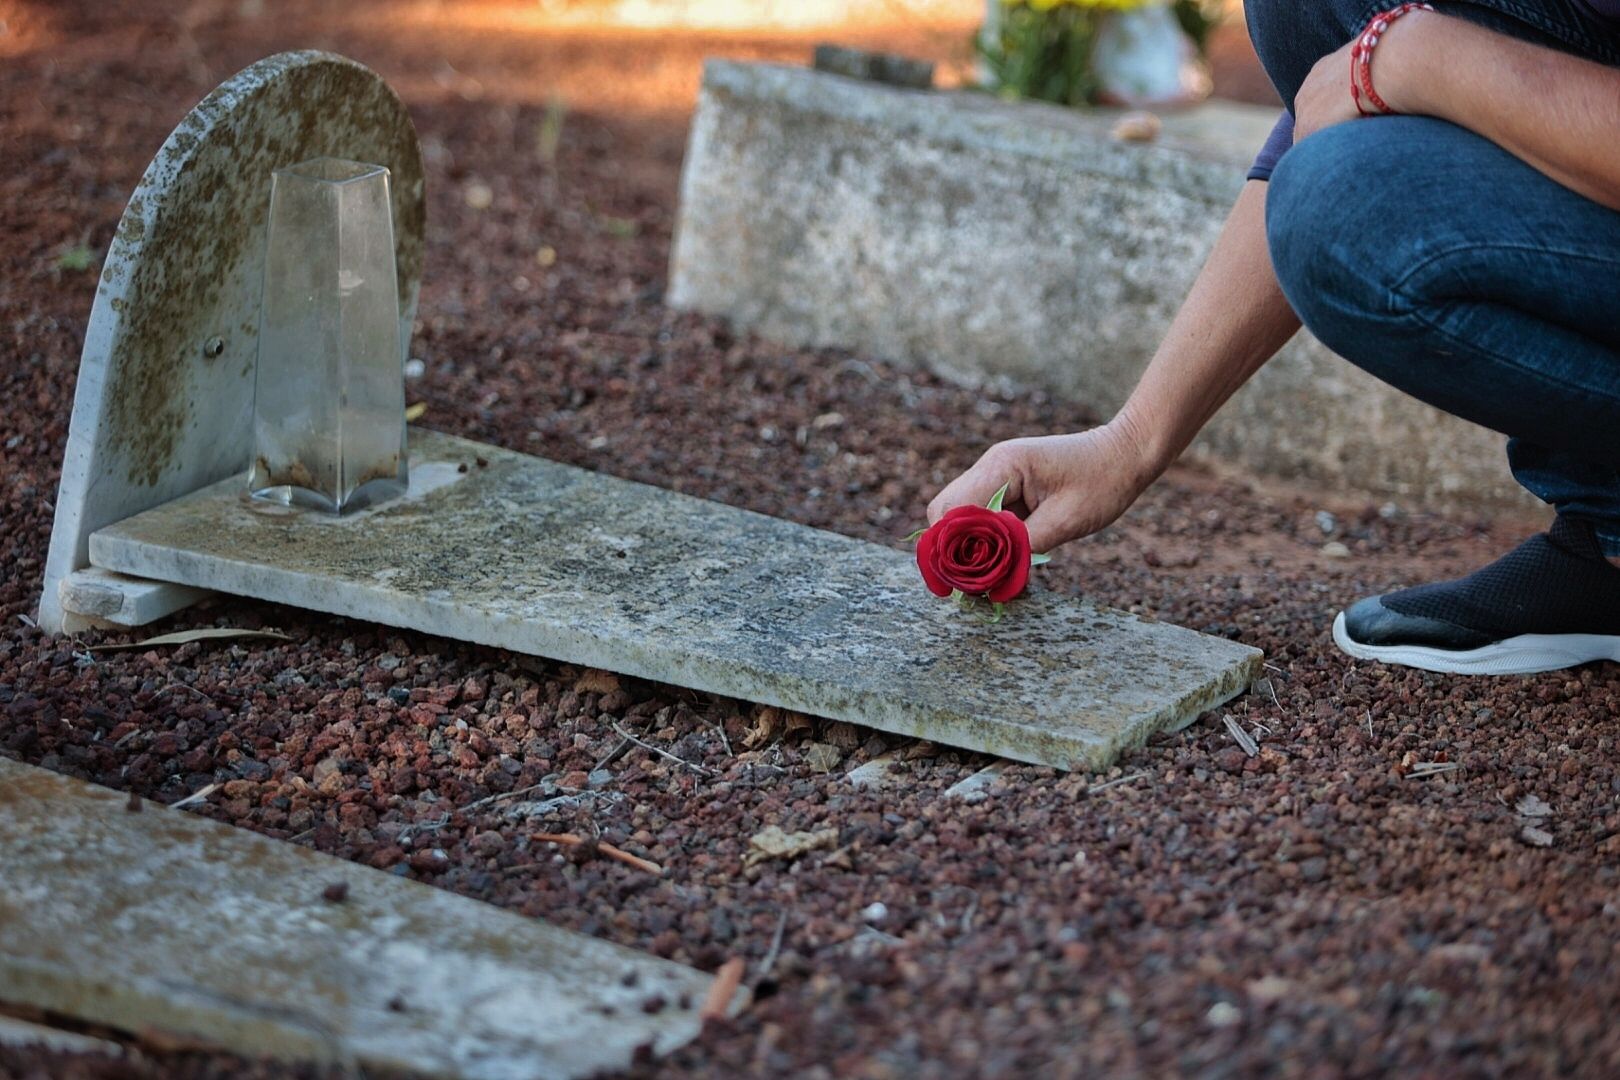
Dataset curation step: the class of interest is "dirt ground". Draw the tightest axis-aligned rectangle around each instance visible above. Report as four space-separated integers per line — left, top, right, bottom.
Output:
3 2 1618 1078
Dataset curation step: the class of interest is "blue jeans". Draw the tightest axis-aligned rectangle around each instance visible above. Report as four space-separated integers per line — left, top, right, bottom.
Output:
1246 0 1620 556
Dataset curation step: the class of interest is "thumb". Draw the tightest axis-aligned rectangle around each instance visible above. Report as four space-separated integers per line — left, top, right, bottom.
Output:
928 459 1020 524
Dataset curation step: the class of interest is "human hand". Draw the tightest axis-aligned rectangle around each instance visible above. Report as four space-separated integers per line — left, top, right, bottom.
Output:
925 422 1158 555
1294 37 1363 143
1294 10 1433 142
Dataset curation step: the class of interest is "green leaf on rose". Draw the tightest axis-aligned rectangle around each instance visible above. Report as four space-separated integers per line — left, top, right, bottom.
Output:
901 526 927 543
990 602 1005 623
1030 553 1051 566
986 482 1010 513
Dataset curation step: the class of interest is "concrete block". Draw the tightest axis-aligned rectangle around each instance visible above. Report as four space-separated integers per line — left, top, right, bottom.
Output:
668 62 1527 508
58 567 212 627
88 429 1261 772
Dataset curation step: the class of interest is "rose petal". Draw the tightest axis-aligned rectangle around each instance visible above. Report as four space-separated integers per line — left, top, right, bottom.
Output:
985 510 1032 602
923 506 1029 599
915 522 952 597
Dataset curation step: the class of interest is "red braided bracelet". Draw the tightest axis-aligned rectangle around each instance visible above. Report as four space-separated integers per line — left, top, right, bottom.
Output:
1349 3 1434 116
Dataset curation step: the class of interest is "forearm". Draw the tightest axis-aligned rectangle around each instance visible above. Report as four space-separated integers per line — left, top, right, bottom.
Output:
1113 180 1300 479
1384 12 1620 210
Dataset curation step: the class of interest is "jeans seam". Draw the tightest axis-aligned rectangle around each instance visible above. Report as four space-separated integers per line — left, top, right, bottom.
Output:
1386 284 1620 410
1382 241 1620 407
1389 242 1620 302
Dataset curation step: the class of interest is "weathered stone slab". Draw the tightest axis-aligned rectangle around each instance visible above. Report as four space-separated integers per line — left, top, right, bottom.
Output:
89 430 1259 771
0 1015 124 1058
0 758 737 1079
58 567 212 627
38 51 427 634
668 61 1527 508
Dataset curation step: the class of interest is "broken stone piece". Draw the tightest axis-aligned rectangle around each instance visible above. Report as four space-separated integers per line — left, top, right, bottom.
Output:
811 44 934 89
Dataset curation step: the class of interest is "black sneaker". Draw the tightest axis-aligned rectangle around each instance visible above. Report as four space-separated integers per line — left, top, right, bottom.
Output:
1333 516 1620 675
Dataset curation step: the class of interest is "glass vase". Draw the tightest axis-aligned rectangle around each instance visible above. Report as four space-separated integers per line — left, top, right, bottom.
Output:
249 157 408 515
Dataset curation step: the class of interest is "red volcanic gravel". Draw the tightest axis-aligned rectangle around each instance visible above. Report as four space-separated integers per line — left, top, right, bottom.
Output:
4 4 1619 1078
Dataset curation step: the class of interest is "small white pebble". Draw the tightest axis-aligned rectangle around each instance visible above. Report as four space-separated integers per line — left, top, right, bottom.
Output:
1206 1002 1241 1028
404 358 426 379
860 902 888 923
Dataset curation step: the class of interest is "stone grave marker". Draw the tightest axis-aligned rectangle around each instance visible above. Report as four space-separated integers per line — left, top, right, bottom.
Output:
38 50 427 634
0 759 740 1079
40 52 1260 772
90 429 1260 771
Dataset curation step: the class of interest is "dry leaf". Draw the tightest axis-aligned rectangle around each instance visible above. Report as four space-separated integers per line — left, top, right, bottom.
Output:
170 783 220 809
743 706 783 749
404 402 427 422
573 668 621 696
823 721 862 750
92 628 291 652
804 742 842 774
745 825 839 868
1519 825 1554 848
1222 715 1258 757
1515 794 1553 818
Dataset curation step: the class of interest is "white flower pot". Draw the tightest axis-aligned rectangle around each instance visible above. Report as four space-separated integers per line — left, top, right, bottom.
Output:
1092 5 1211 108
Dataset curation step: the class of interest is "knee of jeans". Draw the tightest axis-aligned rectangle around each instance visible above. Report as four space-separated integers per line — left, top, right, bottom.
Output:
1265 123 1402 347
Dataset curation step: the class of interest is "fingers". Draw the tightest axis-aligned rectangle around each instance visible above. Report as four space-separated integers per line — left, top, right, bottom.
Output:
1021 500 1075 556
927 448 1020 524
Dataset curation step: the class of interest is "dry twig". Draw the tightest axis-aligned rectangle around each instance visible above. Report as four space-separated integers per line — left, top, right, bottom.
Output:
462 781 551 813
700 957 748 1022
532 832 662 874
1090 771 1147 794
611 722 712 776
755 911 788 985
592 736 634 773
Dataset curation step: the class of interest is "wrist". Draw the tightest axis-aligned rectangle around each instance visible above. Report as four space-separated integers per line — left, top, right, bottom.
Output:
1099 409 1170 491
1366 8 1441 116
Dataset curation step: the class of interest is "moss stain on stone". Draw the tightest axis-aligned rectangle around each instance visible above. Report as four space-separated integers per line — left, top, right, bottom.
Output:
90 431 1260 772
97 52 425 489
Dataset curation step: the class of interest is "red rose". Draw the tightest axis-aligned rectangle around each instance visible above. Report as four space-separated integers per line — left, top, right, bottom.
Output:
915 505 1032 604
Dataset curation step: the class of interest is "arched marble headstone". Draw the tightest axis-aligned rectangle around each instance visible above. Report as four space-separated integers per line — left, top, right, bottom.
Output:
38 51 425 633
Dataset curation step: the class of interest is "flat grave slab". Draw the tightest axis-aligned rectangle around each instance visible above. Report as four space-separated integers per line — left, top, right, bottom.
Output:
0 758 736 1079
89 429 1261 771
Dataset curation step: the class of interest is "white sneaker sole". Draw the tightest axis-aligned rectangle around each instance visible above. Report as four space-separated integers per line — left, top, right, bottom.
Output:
1332 612 1620 676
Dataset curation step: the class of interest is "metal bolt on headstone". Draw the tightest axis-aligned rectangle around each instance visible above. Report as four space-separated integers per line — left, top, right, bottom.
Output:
249 157 408 514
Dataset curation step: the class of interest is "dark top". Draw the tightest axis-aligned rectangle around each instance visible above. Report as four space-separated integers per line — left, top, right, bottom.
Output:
1248 0 1620 182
